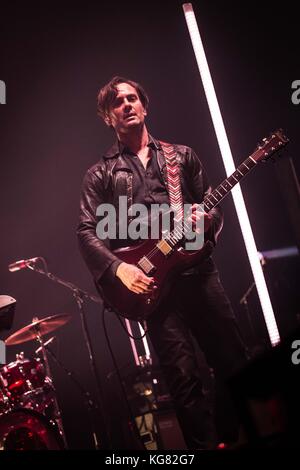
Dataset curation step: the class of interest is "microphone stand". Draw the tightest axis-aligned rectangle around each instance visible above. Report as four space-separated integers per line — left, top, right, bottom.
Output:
239 281 258 349
27 258 111 450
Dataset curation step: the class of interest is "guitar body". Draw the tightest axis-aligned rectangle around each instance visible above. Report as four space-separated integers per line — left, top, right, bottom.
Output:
99 239 213 321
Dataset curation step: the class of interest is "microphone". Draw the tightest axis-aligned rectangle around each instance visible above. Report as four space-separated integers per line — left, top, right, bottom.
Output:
8 257 40 272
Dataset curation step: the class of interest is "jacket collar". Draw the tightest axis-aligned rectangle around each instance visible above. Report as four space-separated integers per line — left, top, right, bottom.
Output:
103 134 161 157
103 134 166 173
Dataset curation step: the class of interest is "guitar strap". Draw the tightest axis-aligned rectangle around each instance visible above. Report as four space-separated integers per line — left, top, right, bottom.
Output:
159 141 184 221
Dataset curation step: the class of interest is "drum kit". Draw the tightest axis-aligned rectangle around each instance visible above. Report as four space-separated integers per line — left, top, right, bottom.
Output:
2 261 108 450
0 313 71 450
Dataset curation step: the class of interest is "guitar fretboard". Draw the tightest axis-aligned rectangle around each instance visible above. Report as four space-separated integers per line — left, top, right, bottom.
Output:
203 156 257 212
164 155 258 248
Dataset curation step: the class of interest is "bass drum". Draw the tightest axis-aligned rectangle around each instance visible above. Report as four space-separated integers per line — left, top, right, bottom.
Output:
0 409 64 450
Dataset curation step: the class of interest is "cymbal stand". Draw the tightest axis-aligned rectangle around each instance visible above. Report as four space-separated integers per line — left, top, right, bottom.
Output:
38 339 101 448
33 323 68 449
27 258 111 449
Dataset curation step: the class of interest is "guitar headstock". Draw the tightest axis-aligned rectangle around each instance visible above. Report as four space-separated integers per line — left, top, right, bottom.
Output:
253 129 289 163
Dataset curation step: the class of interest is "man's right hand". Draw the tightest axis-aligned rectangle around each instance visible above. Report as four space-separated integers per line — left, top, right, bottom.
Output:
116 262 155 294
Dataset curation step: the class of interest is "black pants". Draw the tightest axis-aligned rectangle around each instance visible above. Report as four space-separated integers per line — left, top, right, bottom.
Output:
147 257 248 449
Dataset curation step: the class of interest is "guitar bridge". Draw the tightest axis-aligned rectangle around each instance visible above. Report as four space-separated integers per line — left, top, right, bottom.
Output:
137 256 156 275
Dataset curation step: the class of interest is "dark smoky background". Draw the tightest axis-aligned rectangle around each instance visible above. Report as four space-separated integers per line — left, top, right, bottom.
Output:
0 0 299 448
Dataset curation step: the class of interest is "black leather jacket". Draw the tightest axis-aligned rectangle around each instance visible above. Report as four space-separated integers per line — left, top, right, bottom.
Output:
77 136 223 282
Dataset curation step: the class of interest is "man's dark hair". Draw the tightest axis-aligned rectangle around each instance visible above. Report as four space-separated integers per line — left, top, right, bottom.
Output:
97 76 149 120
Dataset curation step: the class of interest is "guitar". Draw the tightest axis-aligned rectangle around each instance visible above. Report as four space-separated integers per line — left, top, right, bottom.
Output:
99 129 289 321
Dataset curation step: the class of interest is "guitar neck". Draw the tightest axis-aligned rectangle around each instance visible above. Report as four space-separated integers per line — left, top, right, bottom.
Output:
163 155 259 248
203 155 257 212
162 155 258 248
146 129 287 252
163 129 289 247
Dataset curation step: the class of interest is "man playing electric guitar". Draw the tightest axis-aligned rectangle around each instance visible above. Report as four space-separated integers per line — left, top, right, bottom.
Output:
77 76 249 449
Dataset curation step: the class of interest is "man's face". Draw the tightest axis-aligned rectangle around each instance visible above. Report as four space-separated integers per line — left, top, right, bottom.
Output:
104 82 147 134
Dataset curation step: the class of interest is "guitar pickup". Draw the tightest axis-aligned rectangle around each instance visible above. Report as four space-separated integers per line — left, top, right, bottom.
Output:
138 256 156 275
156 239 173 257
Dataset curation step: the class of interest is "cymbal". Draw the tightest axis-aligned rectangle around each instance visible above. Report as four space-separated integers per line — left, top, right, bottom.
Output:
5 313 71 346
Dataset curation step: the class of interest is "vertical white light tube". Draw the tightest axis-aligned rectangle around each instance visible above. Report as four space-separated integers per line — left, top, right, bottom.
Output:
182 3 280 345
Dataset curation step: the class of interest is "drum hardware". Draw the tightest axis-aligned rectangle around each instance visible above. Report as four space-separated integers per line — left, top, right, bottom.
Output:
3 313 72 449
0 353 50 409
4 313 71 346
0 350 56 410
34 326 67 448
0 350 59 447
9 256 110 450
0 408 64 450
0 373 11 415
38 335 103 445
35 336 55 355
